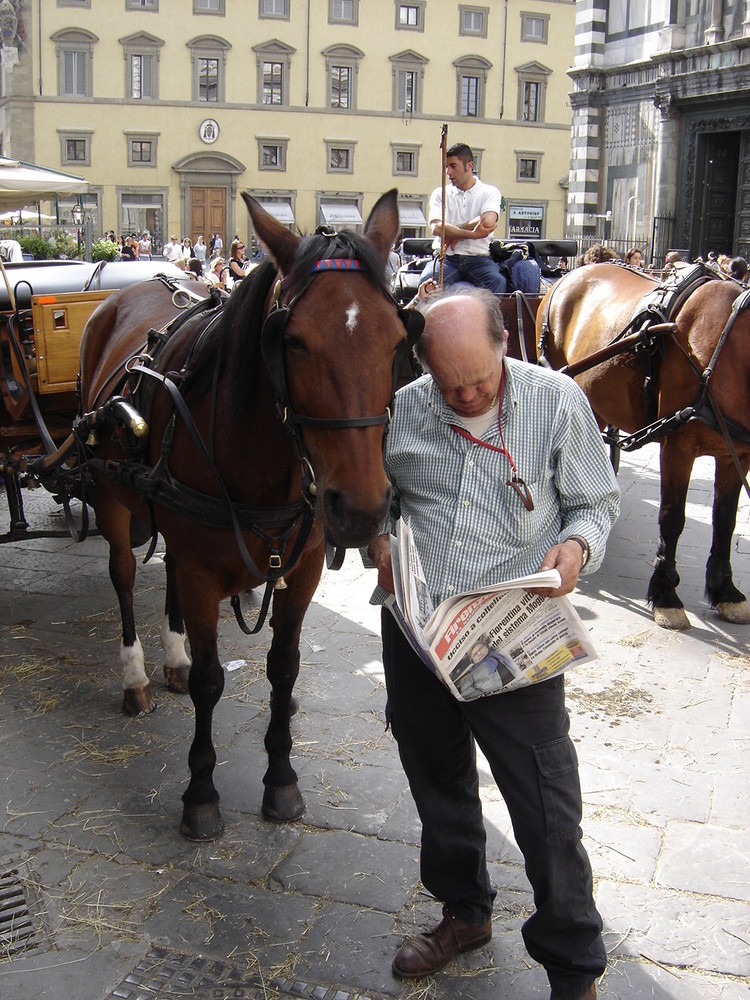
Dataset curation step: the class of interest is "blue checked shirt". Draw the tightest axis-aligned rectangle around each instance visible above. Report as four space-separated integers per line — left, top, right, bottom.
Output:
371 357 620 607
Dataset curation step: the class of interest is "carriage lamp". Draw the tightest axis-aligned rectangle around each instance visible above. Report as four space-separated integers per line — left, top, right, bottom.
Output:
71 203 83 227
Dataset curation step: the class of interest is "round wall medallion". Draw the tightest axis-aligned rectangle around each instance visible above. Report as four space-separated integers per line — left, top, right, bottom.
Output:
199 119 220 144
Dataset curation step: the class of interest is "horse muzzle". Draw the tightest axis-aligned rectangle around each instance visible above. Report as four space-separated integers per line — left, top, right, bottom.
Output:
321 483 391 549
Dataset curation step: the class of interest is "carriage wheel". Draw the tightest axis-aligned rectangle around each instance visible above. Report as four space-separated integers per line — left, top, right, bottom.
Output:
605 425 621 475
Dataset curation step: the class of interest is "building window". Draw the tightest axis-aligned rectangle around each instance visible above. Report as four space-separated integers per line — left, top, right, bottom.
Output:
390 51 428 116
329 0 358 24
326 142 355 173
323 45 363 111
199 58 219 101
263 61 283 104
258 138 288 171
392 144 420 176
462 76 479 117
52 29 98 99
126 132 159 167
131 54 153 99
67 139 87 162
395 2 425 30
523 81 540 121
126 0 158 10
516 152 541 183
121 32 163 101
59 129 92 167
194 0 225 13
459 6 488 38
516 62 551 123
119 191 165 251
253 41 294 106
188 36 231 103
455 56 491 118
57 0 90 7
260 0 290 19
521 12 549 43
331 66 351 108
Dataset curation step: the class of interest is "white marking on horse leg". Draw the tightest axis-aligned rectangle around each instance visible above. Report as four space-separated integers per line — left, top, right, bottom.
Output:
121 636 148 690
161 616 191 671
345 302 359 333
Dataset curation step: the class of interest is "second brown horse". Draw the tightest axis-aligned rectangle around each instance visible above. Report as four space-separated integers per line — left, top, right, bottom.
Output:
537 262 750 630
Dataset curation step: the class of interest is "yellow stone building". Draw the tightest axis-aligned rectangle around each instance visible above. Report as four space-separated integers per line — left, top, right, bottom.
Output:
0 0 575 254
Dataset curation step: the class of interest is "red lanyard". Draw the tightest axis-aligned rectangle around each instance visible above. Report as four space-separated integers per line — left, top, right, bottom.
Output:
449 369 534 511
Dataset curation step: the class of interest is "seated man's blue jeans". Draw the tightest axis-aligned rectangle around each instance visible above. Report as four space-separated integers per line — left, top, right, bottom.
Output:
419 253 507 293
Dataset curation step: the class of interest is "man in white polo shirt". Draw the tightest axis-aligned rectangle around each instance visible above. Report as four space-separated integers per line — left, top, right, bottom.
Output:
419 142 505 293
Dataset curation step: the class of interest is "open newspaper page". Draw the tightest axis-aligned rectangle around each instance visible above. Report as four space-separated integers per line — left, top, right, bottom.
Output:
388 517 598 701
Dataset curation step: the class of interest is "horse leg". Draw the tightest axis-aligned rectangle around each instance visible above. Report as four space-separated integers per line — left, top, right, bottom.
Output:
648 439 693 630
262 546 324 822
706 458 750 623
161 550 191 693
178 575 225 841
96 492 156 714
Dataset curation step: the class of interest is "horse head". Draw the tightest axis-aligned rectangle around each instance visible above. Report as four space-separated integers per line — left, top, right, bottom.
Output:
242 189 420 549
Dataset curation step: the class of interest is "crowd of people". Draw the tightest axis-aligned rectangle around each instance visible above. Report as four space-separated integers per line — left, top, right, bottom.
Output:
572 243 748 285
99 229 259 291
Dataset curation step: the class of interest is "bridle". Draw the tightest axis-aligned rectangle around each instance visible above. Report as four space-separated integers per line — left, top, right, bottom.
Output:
260 255 423 438
256 250 423 576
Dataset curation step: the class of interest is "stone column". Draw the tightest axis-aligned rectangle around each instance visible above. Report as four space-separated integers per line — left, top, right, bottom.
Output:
653 94 680 226
705 0 724 44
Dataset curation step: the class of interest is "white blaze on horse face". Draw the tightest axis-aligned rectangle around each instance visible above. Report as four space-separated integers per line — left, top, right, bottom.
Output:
345 301 359 334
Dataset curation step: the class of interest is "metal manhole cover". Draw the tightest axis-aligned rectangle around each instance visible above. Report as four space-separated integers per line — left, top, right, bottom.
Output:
0 864 40 958
109 946 378 1000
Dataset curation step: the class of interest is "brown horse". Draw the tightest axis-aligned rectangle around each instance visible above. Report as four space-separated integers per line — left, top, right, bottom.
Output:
537 262 750 630
75 190 420 840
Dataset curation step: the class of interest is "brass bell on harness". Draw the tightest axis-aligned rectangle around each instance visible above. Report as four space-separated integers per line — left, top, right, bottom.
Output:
274 576 287 590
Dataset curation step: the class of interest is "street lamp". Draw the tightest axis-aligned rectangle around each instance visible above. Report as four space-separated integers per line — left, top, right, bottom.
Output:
71 202 83 259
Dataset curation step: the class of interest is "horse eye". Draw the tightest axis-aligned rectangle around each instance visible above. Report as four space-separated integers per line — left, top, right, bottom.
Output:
284 334 308 353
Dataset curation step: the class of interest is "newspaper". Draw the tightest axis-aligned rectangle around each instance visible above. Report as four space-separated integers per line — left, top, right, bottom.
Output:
385 517 598 701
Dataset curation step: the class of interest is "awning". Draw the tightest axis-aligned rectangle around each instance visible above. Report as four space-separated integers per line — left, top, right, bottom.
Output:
320 202 363 226
0 156 88 211
398 204 427 227
259 201 295 224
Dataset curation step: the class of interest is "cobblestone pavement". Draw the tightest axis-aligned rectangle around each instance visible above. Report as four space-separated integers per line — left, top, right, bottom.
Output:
0 443 748 1000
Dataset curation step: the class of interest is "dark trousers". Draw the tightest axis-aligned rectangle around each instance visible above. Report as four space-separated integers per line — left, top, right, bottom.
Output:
382 609 606 998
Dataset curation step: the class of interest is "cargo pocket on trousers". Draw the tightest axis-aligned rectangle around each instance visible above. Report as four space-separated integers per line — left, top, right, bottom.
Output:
533 736 583 837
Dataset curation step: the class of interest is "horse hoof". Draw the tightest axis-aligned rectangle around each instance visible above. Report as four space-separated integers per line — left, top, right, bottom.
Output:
653 607 691 630
716 600 750 624
164 664 190 693
180 802 224 841
262 783 305 822
122 684 156 716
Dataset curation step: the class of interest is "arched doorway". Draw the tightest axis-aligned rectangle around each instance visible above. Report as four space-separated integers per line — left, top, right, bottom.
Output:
172 151 245 252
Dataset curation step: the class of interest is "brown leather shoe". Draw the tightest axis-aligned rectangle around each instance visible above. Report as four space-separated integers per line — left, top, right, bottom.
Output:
392 910 492 978
550 984 596 1000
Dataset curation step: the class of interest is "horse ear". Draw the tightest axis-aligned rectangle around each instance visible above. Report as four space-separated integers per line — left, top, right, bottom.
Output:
242 192 300 275
363 189 401 267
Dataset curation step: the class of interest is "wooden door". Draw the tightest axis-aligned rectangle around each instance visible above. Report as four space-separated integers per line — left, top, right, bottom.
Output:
190 187 226 247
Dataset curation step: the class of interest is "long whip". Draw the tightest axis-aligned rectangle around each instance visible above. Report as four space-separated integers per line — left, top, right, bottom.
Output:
438 123 447 288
